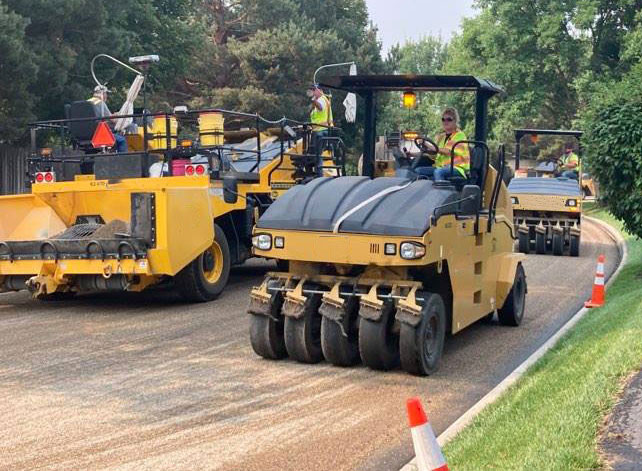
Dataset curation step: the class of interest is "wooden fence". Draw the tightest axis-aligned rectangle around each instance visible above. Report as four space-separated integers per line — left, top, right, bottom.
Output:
0 145 29 195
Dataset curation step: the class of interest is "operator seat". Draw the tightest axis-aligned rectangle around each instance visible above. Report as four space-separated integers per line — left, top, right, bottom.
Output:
444 145 487 192
65 101 101 152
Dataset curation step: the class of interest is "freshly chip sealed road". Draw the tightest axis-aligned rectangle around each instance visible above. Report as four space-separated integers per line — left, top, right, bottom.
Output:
0 219 618 471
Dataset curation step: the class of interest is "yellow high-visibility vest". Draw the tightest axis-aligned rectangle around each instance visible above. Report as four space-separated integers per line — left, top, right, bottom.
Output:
561 151 581 174
434 130 470 177
310 94 333 130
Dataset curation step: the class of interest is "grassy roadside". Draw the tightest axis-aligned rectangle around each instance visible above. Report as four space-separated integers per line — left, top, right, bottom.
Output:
442 206 642 470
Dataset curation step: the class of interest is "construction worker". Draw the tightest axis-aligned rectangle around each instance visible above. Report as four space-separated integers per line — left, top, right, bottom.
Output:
307 84 333 176
88 85 128 153
559 144 580 179
415 108 469 179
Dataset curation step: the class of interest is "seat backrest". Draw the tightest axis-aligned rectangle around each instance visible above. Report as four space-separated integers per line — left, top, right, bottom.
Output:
468 145 488 191
68 101 100 142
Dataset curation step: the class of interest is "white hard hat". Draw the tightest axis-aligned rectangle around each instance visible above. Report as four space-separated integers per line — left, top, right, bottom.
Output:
94 84 109 94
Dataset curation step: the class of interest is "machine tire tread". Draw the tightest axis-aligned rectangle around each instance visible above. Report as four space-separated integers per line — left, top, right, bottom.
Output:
498 263 526 326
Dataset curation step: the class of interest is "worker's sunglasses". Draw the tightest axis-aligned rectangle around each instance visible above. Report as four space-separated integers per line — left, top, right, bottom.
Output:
441 117 454 122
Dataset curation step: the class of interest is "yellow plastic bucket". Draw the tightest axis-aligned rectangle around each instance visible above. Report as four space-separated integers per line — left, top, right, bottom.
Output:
199 112 224 147
150 116 178 150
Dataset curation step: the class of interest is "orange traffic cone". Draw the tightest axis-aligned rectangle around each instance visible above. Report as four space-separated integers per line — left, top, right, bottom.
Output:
585 254 606 308
406 397 449 471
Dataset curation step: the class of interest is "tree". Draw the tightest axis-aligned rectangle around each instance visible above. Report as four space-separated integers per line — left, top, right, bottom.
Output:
378 36 450 136
1 0 203 130
0 3 36 141
584 101 642 238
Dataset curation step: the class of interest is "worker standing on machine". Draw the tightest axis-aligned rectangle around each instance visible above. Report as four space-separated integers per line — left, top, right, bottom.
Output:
559 144 579 179
433 107 469 180
307 84 333 176
88 85 128 153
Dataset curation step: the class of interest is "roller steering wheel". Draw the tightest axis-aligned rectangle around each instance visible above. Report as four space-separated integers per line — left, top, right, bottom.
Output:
411 136 439 170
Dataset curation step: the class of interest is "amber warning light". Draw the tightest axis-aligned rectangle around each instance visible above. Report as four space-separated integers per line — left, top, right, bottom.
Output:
402 91 417 109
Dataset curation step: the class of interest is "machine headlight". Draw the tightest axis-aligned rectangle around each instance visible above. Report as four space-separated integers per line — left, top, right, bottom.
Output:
511 196 519 205
566 199 578 207
384 243 396 255
400 242 426 260
274 236 285 249
252 234 272 250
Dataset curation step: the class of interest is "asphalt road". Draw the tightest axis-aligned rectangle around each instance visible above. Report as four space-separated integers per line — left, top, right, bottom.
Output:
0 219 618 471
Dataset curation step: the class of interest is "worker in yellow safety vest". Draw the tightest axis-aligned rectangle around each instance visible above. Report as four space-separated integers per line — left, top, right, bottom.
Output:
307 84 334 176
433 107 469 180
559 144 580 180
87 85 128 153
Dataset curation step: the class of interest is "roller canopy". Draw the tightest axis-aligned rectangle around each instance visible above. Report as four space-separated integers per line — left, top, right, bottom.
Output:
319 75 504 95
508 177 582 196
256 177 460 236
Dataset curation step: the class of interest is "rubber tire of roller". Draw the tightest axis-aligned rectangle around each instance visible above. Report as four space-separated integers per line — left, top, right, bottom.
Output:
284 293 324 363
569 234 580 257
518 231 530 254
400 292 447 376
321 297 361 367
358 301 400 371
552 232 564 256
498 263 526 327
535 231 547 255
249 281 287 360
175 224 231 302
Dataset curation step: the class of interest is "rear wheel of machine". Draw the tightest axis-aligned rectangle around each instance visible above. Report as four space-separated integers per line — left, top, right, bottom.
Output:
518 232 530 254
249 280 287 360
321 297 361 367
400 292 446 376
358 301 399 371
535 232 546 254
498 263 526 327
175 224 231 302
284 292 324 363
552 232 564 256
570 234 580 257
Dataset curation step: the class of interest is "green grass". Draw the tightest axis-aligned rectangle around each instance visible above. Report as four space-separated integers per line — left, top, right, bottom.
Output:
443 208 642 470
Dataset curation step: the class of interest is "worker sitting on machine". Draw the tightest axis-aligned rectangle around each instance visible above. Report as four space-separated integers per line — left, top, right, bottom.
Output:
558 144 579 179
415 107 470 180
87 85 128 153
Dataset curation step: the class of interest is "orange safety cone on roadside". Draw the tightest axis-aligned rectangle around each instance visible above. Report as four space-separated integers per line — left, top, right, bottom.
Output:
406 397 449 471
585 254 606 308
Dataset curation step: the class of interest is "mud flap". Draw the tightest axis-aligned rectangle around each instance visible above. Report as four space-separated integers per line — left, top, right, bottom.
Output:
358 284 384 321
282 278 307 319
395 286 423 327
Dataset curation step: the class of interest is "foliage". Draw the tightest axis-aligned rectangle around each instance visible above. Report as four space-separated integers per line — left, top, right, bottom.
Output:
0 3 35 141
188 0 382 124
0 0 203 141
584 101 642 238
378 37 451 137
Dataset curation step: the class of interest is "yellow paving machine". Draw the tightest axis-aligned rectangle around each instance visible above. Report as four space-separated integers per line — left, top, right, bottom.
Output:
510 129 583 256
247 75 527 375
0 57 346 301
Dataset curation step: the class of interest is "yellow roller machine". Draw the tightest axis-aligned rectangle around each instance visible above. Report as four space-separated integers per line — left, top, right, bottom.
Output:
247 75 527 376
510 129 583 256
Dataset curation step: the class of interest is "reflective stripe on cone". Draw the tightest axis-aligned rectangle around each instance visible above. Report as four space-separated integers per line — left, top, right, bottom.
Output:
407 398 449 471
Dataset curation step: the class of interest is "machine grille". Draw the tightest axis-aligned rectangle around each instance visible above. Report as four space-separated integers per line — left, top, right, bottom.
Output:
52 224 102 240
370 243 380 254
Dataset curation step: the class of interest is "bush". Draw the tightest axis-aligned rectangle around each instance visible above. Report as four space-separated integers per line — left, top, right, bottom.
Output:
584 102 642 238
